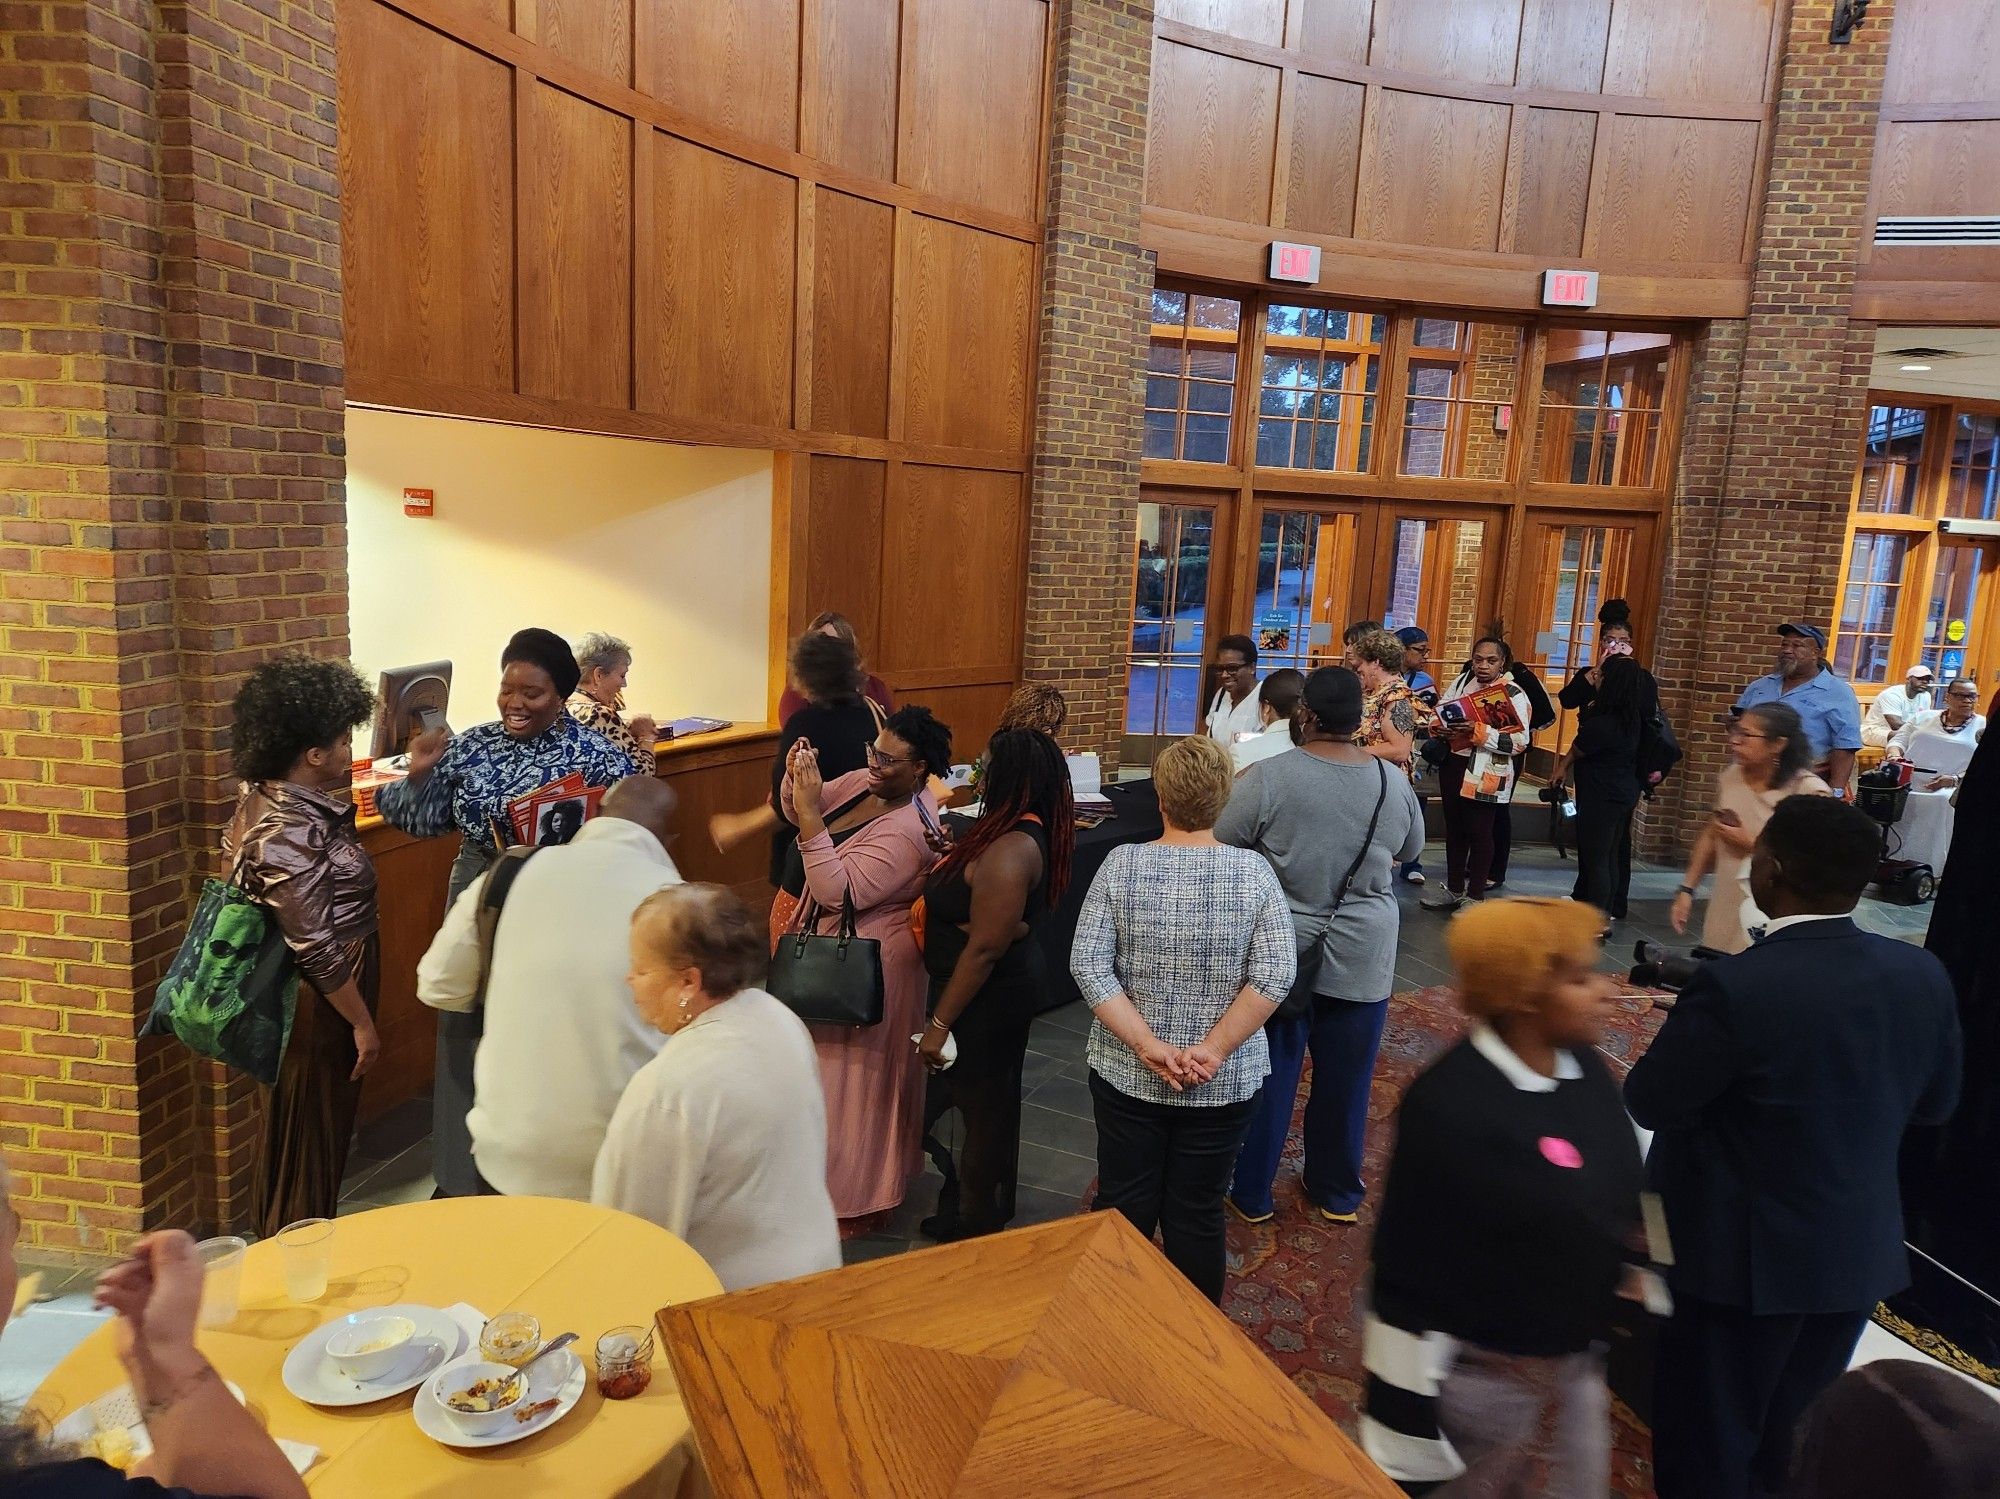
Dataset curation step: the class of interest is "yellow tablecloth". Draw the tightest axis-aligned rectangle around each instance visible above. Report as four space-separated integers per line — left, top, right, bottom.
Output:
36 1197 724 1497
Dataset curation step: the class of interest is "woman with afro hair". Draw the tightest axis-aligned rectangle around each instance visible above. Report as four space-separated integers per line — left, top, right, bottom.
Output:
225 652 380 1235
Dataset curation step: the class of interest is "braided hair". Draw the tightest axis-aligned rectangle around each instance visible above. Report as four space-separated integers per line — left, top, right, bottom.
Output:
937 728 1072 905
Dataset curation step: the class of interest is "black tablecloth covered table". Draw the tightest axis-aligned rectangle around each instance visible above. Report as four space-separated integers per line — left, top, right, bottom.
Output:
939 778 1162 1013
1039 779 1161 1011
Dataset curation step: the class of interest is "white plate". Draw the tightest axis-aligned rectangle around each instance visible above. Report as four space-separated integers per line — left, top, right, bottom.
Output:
51 1380 245 1463
281 1304 466 1407
413 1349 587 1449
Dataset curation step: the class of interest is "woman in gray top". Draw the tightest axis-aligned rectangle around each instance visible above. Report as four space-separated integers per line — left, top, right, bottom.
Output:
1071 734 1295 1303
1216 666 1424 1226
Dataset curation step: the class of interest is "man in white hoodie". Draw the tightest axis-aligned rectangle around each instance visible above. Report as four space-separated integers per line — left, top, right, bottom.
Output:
417 775 680 1199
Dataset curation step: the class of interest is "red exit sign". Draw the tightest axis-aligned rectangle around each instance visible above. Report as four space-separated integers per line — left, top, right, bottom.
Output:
1267 241 1322 285
1541 269 1600 308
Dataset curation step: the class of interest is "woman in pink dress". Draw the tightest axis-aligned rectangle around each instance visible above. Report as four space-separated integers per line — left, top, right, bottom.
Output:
780 706 951 1233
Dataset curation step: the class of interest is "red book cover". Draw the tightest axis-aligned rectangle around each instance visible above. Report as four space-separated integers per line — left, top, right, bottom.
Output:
1443 681 1525 737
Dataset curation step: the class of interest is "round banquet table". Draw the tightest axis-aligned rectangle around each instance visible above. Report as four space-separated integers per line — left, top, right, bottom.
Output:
35 1196 724 1497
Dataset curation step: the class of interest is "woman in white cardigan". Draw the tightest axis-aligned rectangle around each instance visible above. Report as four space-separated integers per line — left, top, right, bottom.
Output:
592 883 840 1291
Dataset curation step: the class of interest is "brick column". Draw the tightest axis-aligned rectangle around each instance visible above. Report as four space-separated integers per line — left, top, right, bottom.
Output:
1647 0 1893 856
0 0 344 1265
1023 0 1154 770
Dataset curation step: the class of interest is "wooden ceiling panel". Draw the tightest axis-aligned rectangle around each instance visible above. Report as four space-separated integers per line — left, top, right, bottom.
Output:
340 0 515 392
642 132 797 428
1874 119 2000 219
1369 0 1522 87
1282 74 1363 239
1594 114 1761 263
1512 107 1596 259
520 84 633 410
900 0 1047 220
1156 0 1285 46
1515 0 1612 92
880 466 1024 677
1356 89 1511 252
534 0 632 87
803 0 900 178
811 188 894 439
1293 0 1372 64
900 216 1035 454
1146 41 1279 224
1602 0 1775 104
1882 0 2000 105
641 0 800 151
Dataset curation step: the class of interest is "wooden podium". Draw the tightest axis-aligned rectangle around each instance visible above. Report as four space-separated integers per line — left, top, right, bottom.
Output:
657 1210 1402 1498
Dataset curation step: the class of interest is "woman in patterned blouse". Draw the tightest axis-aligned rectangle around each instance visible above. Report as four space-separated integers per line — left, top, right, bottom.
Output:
1351 626 1432 773
568 632 659 776
1070 734 1294 1303
376 626 637 1195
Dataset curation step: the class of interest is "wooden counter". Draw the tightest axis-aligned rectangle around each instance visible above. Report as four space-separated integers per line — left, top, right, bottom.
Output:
355 723 780 1122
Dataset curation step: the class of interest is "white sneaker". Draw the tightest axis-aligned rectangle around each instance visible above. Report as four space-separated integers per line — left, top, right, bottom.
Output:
1403 868 1427 886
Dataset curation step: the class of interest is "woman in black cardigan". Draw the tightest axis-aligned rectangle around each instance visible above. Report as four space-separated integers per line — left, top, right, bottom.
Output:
1362 897 1644 1495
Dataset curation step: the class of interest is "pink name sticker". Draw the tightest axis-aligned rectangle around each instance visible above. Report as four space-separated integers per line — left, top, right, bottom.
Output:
1539 1136 1584 1170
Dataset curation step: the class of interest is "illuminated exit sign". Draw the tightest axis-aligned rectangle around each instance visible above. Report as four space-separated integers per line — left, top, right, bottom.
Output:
1541 269 1600 308
1268 241 1322 284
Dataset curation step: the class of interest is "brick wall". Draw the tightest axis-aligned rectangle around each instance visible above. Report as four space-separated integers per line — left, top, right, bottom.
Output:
1022 0 1155 770
0 0 344 1263
1647 0 1893 857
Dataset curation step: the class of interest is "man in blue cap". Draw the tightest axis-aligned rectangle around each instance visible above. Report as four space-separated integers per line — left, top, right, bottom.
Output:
1396 627 1435 885
1733 622 1861 794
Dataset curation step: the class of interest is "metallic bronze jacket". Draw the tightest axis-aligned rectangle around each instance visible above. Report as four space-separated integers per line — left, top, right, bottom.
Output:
223 780 379 995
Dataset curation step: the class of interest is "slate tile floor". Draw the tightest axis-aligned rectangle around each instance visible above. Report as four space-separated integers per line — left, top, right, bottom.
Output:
323 836 1936 1262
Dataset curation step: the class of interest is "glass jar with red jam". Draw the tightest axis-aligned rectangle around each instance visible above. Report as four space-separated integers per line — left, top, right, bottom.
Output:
595 1325 654 1400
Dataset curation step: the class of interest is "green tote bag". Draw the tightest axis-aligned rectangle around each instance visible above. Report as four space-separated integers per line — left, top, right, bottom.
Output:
142 863 300 1087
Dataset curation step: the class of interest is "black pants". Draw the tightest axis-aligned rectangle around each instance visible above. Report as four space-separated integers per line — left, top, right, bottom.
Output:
1570 792 1635 917
1089 1071 1255 1303
923 997 1033 1235
1439 758 1502 898
1490 800 1512 883
1651 1295 1868 1499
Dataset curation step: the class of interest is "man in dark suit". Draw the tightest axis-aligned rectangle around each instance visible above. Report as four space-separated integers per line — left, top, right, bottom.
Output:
1626 794 1962 1499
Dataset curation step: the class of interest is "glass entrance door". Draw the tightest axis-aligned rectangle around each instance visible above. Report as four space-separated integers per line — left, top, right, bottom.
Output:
1124 499 1217 762
1374 509 1502 670
1519 513 1656 752
1247 505 1359 676
1919 539 1996 687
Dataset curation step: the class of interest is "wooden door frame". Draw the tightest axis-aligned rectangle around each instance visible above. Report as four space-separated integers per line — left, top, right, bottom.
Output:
1362 498 1512 652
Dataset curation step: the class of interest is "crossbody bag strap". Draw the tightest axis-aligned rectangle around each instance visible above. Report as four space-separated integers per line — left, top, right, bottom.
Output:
1328 759 1390 917
473 845 540 1005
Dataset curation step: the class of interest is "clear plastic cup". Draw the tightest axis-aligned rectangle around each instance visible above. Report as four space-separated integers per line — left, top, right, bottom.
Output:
480 1311 541 1368
276 1217 333 1302
195 1235 248 1327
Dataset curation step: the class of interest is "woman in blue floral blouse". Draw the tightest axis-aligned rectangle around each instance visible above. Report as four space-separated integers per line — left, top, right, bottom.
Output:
377 626 636 1194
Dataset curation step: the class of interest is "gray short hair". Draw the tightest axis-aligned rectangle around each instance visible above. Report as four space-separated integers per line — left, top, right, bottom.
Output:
575 632 633 678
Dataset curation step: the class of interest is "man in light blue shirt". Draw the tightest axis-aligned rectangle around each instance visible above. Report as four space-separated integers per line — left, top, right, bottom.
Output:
1734 622 1861 794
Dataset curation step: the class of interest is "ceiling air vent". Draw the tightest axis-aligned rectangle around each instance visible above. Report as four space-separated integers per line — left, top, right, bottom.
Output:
1874 215 2000 247
1883 345 1964 361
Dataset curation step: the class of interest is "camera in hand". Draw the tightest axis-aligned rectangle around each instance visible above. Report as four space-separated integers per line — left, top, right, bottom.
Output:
1629 939 1727 992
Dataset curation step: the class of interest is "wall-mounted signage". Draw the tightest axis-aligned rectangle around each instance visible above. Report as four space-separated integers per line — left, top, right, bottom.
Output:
403 487 435 518
1268 241 1322 284
1541 269 1600 308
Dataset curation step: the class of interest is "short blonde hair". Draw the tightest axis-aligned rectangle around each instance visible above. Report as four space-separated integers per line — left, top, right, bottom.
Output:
1354 628 1406 675
1447 897 1605 1019
1153 735 1234 832
633 884 766 998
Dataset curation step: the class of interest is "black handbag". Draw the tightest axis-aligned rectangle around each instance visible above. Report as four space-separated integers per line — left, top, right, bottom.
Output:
1276 759 1390 1023
768 888 885 1027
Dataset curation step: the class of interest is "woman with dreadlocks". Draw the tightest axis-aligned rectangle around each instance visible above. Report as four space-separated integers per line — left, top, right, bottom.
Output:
915 728 1073 1241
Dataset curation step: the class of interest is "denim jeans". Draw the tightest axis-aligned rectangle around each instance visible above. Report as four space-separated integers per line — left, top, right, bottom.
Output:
1090 1072 1255 1303
1227 993 1389 1219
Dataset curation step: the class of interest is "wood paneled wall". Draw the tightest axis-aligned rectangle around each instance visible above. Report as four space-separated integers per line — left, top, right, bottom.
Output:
1856 0 2000 323
337 0 1052 758
1144 0 1784 317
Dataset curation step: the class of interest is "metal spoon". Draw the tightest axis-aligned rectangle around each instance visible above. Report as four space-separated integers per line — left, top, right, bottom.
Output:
502 1332 577 1401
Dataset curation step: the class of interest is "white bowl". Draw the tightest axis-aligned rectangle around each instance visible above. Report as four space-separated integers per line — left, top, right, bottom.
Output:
436 1360 526 1436
325 1312 417 1383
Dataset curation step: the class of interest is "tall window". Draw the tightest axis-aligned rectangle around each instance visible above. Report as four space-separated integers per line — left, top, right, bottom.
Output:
1833 532 1911 686
1398 320 1521 480
1946 411 2000 520
1858 406 1927 515
1535 330 1672 487
1145 291 1241 463
1522 522 1635 751
1256 306 1383 472
1125 502 1215 741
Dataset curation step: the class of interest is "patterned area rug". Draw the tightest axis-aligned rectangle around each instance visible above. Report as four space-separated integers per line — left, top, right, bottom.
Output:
1216 983 1669 1499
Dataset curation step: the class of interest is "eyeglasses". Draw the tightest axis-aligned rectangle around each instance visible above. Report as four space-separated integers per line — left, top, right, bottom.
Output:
1726 726 1772 741
864 744 917 767
1212 660 1251 673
